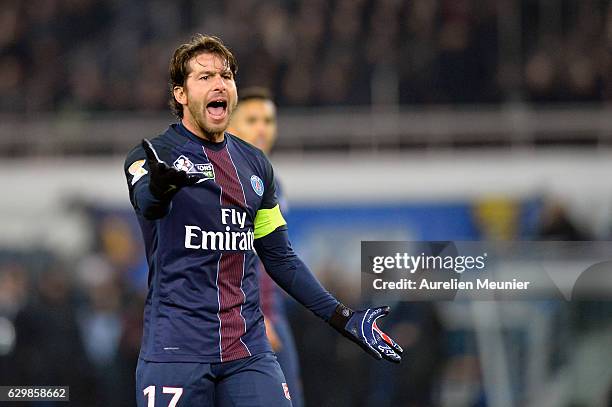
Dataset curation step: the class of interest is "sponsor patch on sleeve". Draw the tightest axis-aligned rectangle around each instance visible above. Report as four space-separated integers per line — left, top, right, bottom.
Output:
173 155 215 182
128 159 148 185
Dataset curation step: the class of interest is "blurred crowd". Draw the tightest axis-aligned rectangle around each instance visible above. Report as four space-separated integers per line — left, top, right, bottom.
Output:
1 0 611 113
0 213 147 406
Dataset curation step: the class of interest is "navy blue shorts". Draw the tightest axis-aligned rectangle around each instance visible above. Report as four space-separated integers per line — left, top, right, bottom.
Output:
136 352 293 407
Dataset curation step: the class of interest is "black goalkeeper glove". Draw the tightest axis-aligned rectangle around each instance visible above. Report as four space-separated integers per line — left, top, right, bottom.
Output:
329 303 403 363
142 138 198 200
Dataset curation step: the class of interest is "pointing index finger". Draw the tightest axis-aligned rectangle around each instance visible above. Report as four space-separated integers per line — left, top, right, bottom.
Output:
142 139 163 164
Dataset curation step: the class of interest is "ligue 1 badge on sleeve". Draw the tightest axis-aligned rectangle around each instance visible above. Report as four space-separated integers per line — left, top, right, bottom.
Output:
128 159 148 185
250 175 264 196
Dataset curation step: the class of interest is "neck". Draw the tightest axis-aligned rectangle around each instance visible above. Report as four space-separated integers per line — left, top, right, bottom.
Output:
181 117 225 143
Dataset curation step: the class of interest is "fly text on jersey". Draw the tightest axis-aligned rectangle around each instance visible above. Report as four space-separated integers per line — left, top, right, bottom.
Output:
184 209 253 251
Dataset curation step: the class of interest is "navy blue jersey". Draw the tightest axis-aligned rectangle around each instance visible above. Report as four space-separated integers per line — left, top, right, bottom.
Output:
124 123 338 364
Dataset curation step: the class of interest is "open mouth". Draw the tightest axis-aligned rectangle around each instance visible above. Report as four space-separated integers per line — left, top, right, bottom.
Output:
206 99 228 119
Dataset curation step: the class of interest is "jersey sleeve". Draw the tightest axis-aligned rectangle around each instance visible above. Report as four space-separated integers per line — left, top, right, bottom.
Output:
252 154 338 321
123 144 171 220
254 154 287 240
254 228 339 322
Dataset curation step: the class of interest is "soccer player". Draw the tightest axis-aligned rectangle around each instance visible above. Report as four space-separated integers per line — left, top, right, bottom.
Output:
124 34 402 407
227 87 304 407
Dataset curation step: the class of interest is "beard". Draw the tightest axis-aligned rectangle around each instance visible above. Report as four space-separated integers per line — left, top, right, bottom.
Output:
191 103 225 134
187 98 235 139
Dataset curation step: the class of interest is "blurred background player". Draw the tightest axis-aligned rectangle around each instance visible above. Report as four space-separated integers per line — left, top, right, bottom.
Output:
227 87 303 407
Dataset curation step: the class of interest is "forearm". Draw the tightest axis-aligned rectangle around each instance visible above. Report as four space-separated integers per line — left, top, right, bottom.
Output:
254 228 339 321
133 181 171 220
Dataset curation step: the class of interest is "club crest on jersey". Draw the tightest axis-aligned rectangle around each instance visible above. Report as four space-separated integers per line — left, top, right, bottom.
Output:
173 155 215 180
250 175 264 196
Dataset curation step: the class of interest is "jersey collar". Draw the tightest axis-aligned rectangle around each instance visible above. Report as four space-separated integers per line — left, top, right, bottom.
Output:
172 122 228 152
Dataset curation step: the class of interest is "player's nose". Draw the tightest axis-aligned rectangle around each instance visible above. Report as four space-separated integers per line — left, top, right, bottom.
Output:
211 74 227 92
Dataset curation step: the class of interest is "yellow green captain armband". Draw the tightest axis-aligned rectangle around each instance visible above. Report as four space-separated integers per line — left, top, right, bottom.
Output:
254 204 287 239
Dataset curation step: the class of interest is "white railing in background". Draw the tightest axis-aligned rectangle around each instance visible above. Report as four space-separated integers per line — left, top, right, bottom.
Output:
0 104 611 156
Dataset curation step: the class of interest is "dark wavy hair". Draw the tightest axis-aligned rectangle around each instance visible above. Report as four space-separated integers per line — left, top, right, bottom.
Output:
168 34 238 118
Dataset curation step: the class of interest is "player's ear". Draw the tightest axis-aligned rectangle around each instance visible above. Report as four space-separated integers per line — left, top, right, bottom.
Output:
173 86 187 106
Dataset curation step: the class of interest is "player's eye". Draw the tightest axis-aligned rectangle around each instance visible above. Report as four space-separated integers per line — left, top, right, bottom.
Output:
222 73 232 80
199 75 209 80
